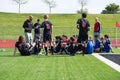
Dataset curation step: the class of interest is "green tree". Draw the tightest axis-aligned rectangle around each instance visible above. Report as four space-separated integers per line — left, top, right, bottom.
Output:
101 3 120 14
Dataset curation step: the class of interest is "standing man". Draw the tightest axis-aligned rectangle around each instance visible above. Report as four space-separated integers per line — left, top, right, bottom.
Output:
23 15 33 45
41 14 53 56
94 17 101 39
76 13 90 55
33 18 41 42
77 13 90 43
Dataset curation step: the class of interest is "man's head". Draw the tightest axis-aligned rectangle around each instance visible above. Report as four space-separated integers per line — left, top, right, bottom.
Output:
104 34 109 39
62 35 68 40
95 17 99 22
44 14 49 20
36 36 41 41
88 36 92 40
100 37 104 41
94 35 99 40
70 37 75 42
37 18 40 23
55 36 62 41
82 13 87 18
29 15 33 21
18 35 24 42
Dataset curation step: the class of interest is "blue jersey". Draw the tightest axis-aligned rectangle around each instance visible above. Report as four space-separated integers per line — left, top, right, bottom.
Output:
103 39 111 53
94 39 100 49
86 40 94 54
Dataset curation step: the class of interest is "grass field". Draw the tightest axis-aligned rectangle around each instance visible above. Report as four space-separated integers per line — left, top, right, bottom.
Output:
0 49 120 80
0 13 120 39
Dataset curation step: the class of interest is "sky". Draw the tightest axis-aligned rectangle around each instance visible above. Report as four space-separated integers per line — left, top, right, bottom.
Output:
0 0 120 14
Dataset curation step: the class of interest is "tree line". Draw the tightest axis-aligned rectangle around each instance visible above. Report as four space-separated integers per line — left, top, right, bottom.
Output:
12 0 120 14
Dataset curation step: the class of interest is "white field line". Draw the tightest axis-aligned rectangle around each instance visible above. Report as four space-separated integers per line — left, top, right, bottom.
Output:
92 54 120 73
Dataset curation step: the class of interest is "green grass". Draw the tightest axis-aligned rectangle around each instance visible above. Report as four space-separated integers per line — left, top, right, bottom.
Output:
0 49 120 80
0 13 120 40
0 13 119 27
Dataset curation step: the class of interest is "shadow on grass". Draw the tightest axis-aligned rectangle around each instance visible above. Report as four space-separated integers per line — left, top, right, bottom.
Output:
0 54 71 58
33 53 87 58
0 54 21 57
32 54 71 58
0 52 86 58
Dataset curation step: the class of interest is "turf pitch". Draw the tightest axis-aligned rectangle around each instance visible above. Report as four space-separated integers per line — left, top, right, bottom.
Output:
0 49 120 80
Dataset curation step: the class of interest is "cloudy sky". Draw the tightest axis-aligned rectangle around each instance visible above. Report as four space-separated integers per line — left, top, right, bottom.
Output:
0 0 119 14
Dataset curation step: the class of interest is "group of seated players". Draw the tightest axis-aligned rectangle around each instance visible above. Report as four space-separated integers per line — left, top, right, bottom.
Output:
13 34 113 56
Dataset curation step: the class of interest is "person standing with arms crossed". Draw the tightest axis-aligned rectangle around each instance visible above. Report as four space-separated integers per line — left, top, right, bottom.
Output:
94 17 101 39
76 13 90 55
23 15 34 45
41 14 54 56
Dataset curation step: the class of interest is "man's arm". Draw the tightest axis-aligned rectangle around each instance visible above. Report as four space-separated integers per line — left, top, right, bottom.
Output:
87 21 90 31
23 21 31 30
107 40 114 53
76 19 80 29
77 24 80 29
87 27 90 31
34 23 39 29
51 25 53 34
24 27 31 30
13 47 17 56
98 22 101 33
108 44 114 53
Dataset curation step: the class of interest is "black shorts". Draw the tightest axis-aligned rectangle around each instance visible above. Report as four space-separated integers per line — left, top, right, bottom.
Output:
43 35 52 43
77 34 88 43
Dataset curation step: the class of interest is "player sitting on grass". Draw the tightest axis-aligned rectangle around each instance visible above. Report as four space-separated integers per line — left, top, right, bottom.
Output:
76 36 94 55
86 36 94 54
52 36 63 54
32 36 43 55
13 36 42 56
67 37 78 56
57 35 69 54
94 35 101 53
13 35 31 56
62 35 70 44
99 37 105 52
103 34 113 53
51 35 72 55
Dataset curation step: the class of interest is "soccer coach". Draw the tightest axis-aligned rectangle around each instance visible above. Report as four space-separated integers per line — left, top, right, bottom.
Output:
23 15 33 45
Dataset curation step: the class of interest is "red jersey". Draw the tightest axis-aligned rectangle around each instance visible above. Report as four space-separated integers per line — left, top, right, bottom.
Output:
94 22 100 32
64 39 70 43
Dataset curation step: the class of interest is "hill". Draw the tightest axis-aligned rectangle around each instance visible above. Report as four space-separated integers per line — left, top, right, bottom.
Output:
0 13 120 40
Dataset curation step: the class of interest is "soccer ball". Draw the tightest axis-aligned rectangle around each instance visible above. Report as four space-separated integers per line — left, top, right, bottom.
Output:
1 49 6 52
